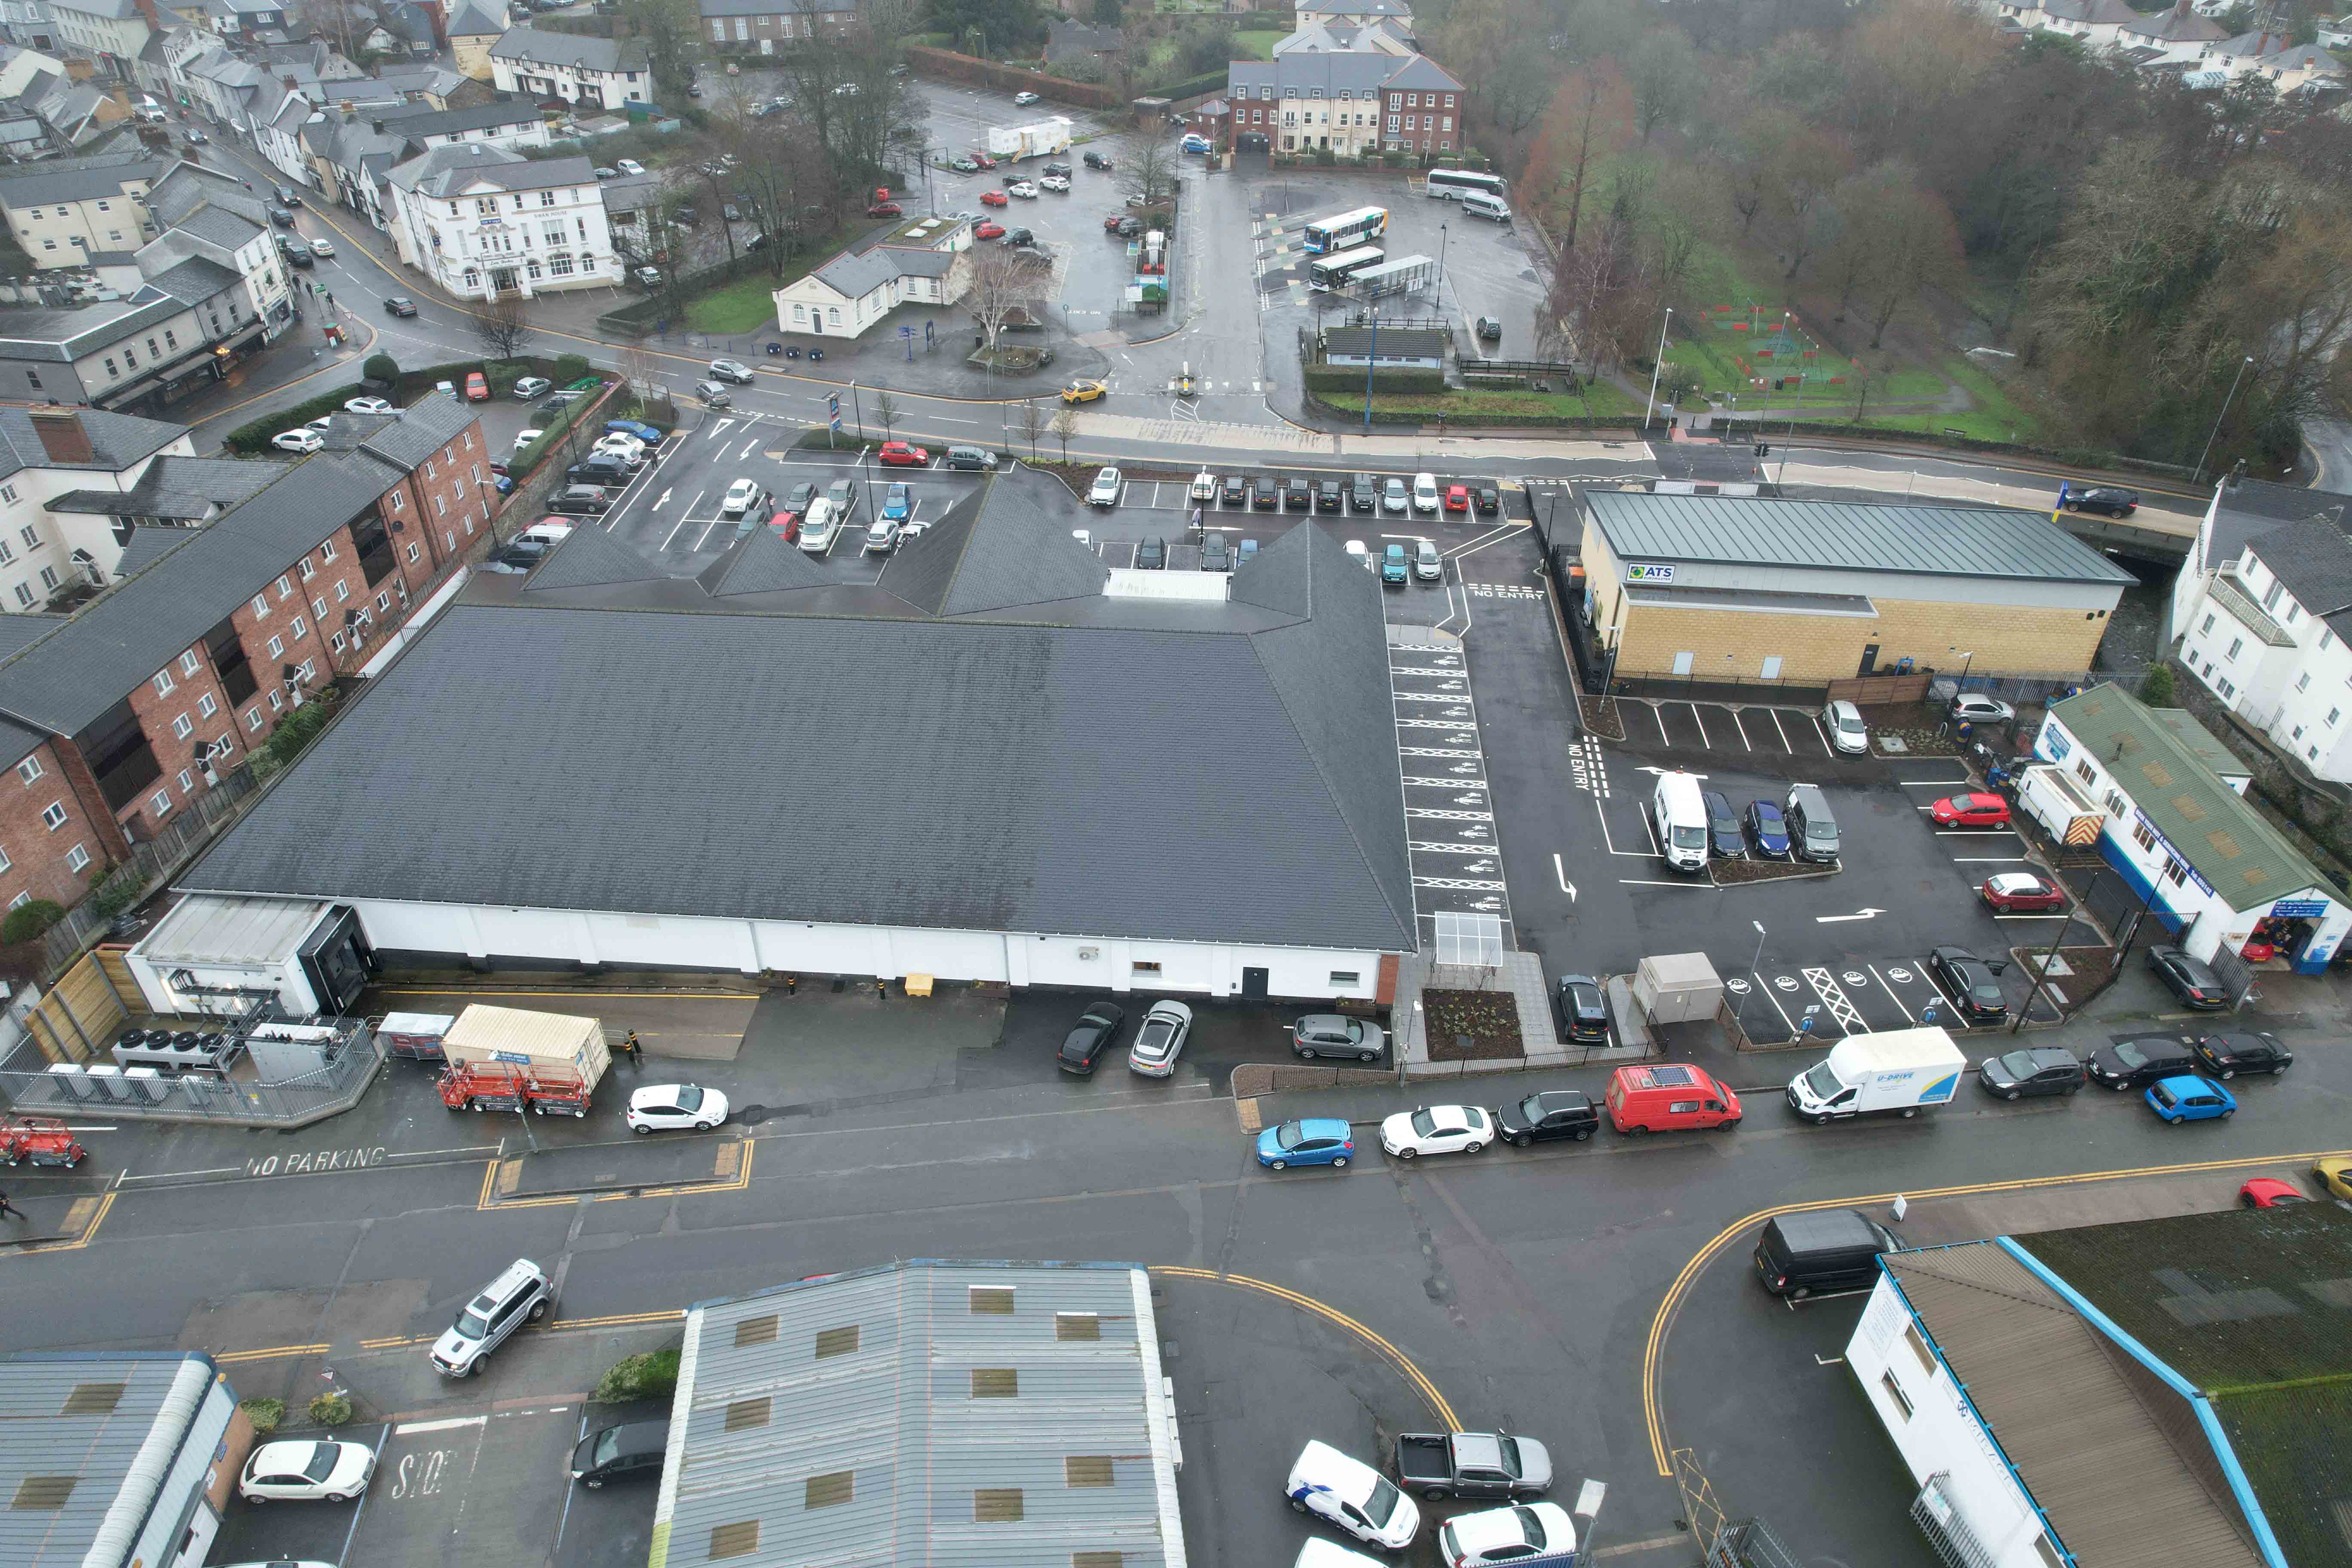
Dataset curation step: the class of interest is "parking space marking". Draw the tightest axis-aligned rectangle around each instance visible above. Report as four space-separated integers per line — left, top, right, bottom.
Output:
1730 709 1752 750
1802 966 1868 1033
1867 963 1918 1023
1770 709 1793 750
1805 713 1834 755
1750 972 1798 1033
1688 704 1709 747
1652 704 1669 744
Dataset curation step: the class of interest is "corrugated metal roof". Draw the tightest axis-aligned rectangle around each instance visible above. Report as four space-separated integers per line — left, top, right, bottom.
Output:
1586 491 2137 585
659 1262 1181 1568
1887 1246 2268 1568
0 1353 220 1568
136 890 331 966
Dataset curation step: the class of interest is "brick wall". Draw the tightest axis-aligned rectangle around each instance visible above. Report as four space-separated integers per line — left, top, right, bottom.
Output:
119 648 247 840
1612 597 2113 683
0 739 112 909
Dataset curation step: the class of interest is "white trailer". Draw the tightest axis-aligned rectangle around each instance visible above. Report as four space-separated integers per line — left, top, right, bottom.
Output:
126 892 375 1020
1785 1027 1966 1123
985 116 1074 161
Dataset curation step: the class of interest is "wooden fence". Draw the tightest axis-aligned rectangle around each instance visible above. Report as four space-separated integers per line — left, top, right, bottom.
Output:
22 948 132 1064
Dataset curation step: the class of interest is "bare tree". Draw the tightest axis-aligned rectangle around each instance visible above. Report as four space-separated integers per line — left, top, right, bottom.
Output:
1126 132 1177 209
1050 404 1078 463
472 296 533 362
1017 398 1046 459
965 245 1032 355
874 390 900 438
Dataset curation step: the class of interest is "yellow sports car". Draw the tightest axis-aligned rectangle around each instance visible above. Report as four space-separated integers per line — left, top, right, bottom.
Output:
2313 1154 2352 1200
1061 379 1107 405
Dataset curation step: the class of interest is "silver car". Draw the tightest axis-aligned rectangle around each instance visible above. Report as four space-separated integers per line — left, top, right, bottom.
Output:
1948 693 2015 725
1823 699 1869 755
1127 1000 1193 1077
1381 477 1409 514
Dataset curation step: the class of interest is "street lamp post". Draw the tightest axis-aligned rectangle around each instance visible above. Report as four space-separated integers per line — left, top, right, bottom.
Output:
1363 313 1379 433
1772 374 1808 487
1751 919 1767 973
1644 307 1673 432
2193 355 2255 484
1437 221 1447 284
1954 649 1976 690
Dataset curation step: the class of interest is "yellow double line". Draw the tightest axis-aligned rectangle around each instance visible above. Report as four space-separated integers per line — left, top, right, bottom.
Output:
1152 1264 1458 1430
477 1137 756 1210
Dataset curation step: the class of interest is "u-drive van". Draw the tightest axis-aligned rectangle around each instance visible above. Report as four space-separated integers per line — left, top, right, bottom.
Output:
1652 770 1708 872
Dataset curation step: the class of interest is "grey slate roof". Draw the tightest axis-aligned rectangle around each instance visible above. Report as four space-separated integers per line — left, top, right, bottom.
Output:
0 405 184 484
384 99 544 140
0 292 188 363
695 521 833 596
882 472 1107 618
1228 47 1458 98
1586 491 2138 586
2205 478 2351 572
0 153 165 209
807 246 903 301
660 1262 1182 1568
141 253 243 305
110 525 193 577
0 1352 223 1568
349 386 478 469
697 0 854 12
181 517 1415 954
524 523 668 591
490 24 647 74
2248 515 2352 634
47 456 287 521
446 1 505 34
388 141 596 195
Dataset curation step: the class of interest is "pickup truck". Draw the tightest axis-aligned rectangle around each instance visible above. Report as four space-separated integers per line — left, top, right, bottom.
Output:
1393 1430 1552 1501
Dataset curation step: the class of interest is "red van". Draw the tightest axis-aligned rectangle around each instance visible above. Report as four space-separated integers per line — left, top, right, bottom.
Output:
1605 1063 1742 1134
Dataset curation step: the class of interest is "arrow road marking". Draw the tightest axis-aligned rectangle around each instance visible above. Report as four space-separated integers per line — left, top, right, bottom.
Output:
1815 908 1886 923
652 487 673 509
1553 853 1577 902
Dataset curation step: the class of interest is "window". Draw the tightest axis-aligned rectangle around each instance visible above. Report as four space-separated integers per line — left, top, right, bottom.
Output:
1056 1312 1101 1341
6 893 23 911
65 844 88 873
2226 636 2243 661
266 635 284 658
2299 672 2312 692
148 787 171 818
17 526 34 551
1329 970 1361 986
971 1368 1018 1397
406 542 422 564
2326 630 2336 652
152 670 174 697
969 1286 1014 1314
335 581 349 602
709 1522 761 1559
2217 675 2236 698
15 756 38 784
974 1489 1024 1522
197 694 217 719
0 484 14 506
171 714 192 740
245 707 263 731
312 597 326 619
299 557 315 582
815 1325 859 1358
805 1473 853 1509
164 329 175 349
321 540 337 562
377 592 391 612
1066 1455 1115 1487
12 585 31 610
2331 707 2342 728
1387 113 1400 130
36 566 53 592
176 769 191 792
1902 1322 1937 1378
276 576 292 598
297 661 314 683
1878 1369 1914 1421
251 594 270 617
330 632 345 653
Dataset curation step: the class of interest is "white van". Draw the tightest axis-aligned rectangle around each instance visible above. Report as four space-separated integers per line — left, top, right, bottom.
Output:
1652 770 1709 872
798 495 838 554
1462 191 1512 224
518 520 575 548
1411 472 1440 514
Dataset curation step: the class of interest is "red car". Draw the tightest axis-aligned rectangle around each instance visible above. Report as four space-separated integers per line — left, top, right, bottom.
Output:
2240 1177 2309 1208
1443 484 1470 514
867 201 903 218
464 371 488 401
1932 792 2011 828
1978 872 2065 912
979 190 1009 207
876 440 929 467
767 510 800 542
974 221 1005 240
971 152 996 169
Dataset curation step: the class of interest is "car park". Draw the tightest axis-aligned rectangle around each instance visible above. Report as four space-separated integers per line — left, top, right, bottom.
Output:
944 445 997 470
1292 1014 1384 1061
1444 484 1470 514
2147 945 2230 1009
721 478 766 517
949 156 980 172
1785 782 1840 863
980 189 1009 206
2062 485 2139 518
867 200 902 217
626 1084 729 1132
594 164 619 177
512 427 545 453
1345 539 1373 570
1087 466 1121 506
1381 1104 1492 1159
797 497 839 553
2240 1177 2308 1208
1475 315 1502 339
616 157 645 175
1823 698 1869 754
1040 174 1070 192
708 358 755 383
876 440 928 466
1135 536 1166 569
1317 478 1344 512
607 419 663 445
1949 692 2015 724
1251 474 1280 509
1057 1001 1124 1074
1126 999 1192 1077
880 483 912 523
1413 539 1442 582
1976 1047 2086 1100
1237 539 1259 567
1754 1209 1899 1297
1180 133 1211 153
1550 974 1607 1042
429 1257 553 1376
2191 1031 2292 1078
1381 543 1409 587
272 429 324 453
1473 482 1500 514
1979 872 2065 912
766 510 799 542
1931 792 2011 828
1008 180 1037 198
1744 799 1789 858
1495 1089 1599 1146
1926 945 2009 1024
824 479 859 520
549 485 612 517
1043 161 1072 178
1350 472 1378 512
1199 531 1232 571
1439 1502 1577 1568
1606 1063 1741 1133
1220 474 1247 506
1411 472 1439 514
2146 1075 2236 1123
567 457 629 487
383 295 418 316
1062 378 1107 404
1002 227 1035 246
1084 150 1113 168
481 540 547 577
2317 1155 2352 1198
1014 89 1040 105
2086 1034 2199 1090
240 1439 376 1503
1286 1441 1418 1550
1702 789 1743 859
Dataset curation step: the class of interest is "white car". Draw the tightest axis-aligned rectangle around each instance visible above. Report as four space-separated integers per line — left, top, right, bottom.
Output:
343 396 394 415
309 237 334 257
1127 1000 1192 1077
1823 698 1869 755
798 496 839 554
1293 1543 1387 1568
721 478 764 518
591 436 646 467
1088 467 1121 507
272 428 324 453
1008 179 1037 198
1285 1440 1419 1550
239 1439 375 1503
625 1083 729 1133
1344 538 1373 571
1014 90 1040 105
512 427 544 453
1440 1502 1577 1568
1040 174 1070 192
616 157 646 175
1380 1103 1492 1159
513 375 552 400
1411 472 1440 514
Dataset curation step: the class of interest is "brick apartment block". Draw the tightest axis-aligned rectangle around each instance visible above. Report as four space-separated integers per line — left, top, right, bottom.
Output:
0 397 497 915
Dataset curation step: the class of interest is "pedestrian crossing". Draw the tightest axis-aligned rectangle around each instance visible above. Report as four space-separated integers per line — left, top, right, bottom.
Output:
1253 217 1311 312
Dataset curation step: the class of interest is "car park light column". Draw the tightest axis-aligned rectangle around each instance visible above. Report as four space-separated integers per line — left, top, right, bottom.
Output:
1645 307 1672 428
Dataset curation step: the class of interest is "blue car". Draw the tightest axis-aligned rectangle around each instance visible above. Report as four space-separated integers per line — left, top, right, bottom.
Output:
2145 1075 2236 1124
1745 799 1790 858
1256 1117 1355 1170
492 473 514 495
1181 134 1211 154
1381 543 1409 587
881 482 911 521
604 419 662 446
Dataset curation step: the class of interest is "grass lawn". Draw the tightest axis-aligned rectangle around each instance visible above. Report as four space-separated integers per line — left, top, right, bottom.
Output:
1349 381 1642 421
685 273 781 333
1232 29 1284 58
1941 353 2039 442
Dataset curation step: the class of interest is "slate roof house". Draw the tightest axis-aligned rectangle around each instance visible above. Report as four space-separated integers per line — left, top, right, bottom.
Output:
771 227 971 340
488 24 647 110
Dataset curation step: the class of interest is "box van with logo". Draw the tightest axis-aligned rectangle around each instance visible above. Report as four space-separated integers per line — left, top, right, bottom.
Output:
1606 1063 1742 1133
1651 770 1708 872
1461 191 1511 224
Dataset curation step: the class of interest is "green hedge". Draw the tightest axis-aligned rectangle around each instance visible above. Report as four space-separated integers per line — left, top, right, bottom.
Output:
1303 367 1447 394
1156 70 1226 101
594 1348 680 1403
1303 389 1662 430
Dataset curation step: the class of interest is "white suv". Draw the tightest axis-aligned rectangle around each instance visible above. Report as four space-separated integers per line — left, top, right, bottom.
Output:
1411 472 1440 514
430 1257 553 1377
1088 467 1122 507
721 478 765 518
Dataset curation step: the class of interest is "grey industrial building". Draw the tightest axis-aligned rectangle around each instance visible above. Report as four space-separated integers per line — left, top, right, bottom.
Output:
655 1260 1185 1568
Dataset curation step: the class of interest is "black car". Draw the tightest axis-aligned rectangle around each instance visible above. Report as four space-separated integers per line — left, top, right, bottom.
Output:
825 478 859 519
1135 536 1166 569
2147 945 2230 1010
273 183 302 207
566 459 629 487
280 242 313 269
1494 1090 1599 1147
1220 474 1247 507
1349 472 1378 512
1002 227 1034 246
1083 150 1112 169
384 296 419 317
1283 477 1314 511
571 1419 668 1486
480 539 551 575
1701 789 1743 860
1473 483 1500 515
1554 974 1607 1043
1199 531 1232 572
1976 1046 2085 1100
2086 1035 2199 1090
1250 475 1280 510
1315 478 1344 512
783 481 819 515
1927 945 2009 1025
268 206 296 227
1057 1002 1124 1074
1043 161 1072 178
2191 1031 2292 1078
2063 485 2139 518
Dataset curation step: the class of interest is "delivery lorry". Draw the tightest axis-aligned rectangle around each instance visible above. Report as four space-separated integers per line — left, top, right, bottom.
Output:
1785 1027 1965 1123
1393 1430 1552 1501
986 116 1073 162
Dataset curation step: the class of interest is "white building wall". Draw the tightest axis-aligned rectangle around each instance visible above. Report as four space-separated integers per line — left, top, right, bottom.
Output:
388 173 616 298
2177 541 2352 783
1845 1275 2061 1568
138 1374 237 1568
348 897 1383 999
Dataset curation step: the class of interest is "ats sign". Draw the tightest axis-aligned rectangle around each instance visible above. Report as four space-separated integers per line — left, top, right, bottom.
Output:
1625 563 1676 583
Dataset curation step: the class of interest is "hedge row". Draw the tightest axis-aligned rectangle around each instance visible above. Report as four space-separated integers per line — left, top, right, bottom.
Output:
1302 367 1447 394
1302 389 1661 432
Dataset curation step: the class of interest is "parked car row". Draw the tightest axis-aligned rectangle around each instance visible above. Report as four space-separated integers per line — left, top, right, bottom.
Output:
1206 470 1502 517
1653 774 1838 870
1286 1433 1577 1566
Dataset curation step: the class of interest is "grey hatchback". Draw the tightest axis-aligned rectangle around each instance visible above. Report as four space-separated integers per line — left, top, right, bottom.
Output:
1976 1046 2085 1100
1291 1014 1385 1062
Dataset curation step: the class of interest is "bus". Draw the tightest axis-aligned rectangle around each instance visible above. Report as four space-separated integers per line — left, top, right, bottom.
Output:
1301 205 1388 255
1350 253 1434 300
1308 245 1386 290
1425 167 1507 202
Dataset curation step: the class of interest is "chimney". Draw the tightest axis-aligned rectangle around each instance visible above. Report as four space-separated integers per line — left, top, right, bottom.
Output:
28 407 94 465
283 74 299 89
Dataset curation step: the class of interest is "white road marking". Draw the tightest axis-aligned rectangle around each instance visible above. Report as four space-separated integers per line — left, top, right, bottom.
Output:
393 1415 489 1435
1620 878 1716 888
1653 704 1669 744
1867 963 1917 1022
1807 714 1834 755
1770 710 1792 750
1731 709 1751 749
658 494 705 551
1689 703 1709 747
1553 854 1575 900
1815 908 1884 923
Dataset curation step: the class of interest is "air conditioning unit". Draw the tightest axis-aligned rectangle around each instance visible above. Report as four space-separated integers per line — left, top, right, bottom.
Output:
1076 946 1099 961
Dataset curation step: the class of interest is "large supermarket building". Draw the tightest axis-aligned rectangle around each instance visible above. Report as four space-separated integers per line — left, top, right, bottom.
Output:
170 475 1416 1004
1577 493 2138 685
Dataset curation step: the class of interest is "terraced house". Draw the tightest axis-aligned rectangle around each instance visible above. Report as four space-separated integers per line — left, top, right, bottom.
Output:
487 25 646 110
1226 38 1465 157
384 141 616 299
